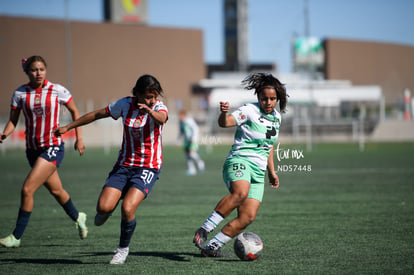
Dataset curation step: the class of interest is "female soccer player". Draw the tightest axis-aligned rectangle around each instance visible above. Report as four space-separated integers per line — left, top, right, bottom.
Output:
55 74 168 264
0 55 88 248
178 109 205 175
193 72 288 257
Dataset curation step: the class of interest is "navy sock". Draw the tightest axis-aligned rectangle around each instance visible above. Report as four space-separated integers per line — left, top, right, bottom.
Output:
119 218 137 248
62 198 79 221
12 209 32 239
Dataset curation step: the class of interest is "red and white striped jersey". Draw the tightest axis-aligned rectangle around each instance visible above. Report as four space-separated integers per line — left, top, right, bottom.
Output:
106 96 168 170
10 79 72 150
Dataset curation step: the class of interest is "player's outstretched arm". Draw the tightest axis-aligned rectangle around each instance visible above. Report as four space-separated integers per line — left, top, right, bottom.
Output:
55 108 109 136
65 99 85 155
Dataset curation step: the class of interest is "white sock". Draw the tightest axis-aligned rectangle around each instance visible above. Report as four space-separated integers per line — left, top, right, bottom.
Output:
207 231 232 249
201 211 224 233
189 152 205 171
187 159 196 174
197 159 205 171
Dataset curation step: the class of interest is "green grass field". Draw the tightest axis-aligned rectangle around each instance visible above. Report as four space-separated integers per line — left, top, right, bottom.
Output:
0 142 413 274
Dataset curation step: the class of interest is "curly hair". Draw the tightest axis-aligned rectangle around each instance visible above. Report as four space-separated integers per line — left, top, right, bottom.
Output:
241 73 288 113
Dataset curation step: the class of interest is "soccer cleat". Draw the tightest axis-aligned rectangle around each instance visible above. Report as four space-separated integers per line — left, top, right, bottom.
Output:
0 234 21 248
110 247 129 264
198 161 205 172
94 212 111 226
186 170 197 176
76 212 88 239
193 227 208 250
201 245 230 258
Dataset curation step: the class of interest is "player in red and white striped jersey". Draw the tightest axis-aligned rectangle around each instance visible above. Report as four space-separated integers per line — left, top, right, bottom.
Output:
107 95 167 170
0 56 88 248
11 77 71 149
55 74 168 264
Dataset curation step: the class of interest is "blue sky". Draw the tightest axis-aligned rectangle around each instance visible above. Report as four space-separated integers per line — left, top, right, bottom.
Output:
1 0 413 73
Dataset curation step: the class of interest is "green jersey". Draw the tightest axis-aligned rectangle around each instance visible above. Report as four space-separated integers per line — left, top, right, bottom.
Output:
179 116 199 150
226 102 281 170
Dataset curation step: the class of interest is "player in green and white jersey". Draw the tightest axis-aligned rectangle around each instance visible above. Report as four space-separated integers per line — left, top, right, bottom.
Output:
178 110 205 175
193 73 288 257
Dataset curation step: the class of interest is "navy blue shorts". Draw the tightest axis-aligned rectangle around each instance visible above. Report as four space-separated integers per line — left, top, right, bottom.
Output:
104 165 160 198
26 143 65 168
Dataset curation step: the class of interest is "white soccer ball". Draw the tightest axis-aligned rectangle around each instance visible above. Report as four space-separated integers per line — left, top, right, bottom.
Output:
233 232 263 261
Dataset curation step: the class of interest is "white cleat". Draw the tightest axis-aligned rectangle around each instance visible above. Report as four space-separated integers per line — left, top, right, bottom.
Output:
110 247 129 264
76 212 88 239
0 234 21 248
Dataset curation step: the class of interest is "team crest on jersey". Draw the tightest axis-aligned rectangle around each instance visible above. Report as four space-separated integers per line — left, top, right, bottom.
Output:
235 170 244 177
238 113 246 120
34 96 41 105
133 118 142 128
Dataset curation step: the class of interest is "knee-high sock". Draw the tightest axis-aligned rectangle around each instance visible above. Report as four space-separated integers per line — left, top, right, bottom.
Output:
119 218 137 248
186 152 196 173
189 151 205 171
202 210 224 233
12 208 32 239
207 231 232 249
62 198 79 221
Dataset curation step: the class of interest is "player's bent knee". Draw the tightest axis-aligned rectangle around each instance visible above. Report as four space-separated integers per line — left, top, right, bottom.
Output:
94 212 111 226
231 192 248 204
240 213 256 227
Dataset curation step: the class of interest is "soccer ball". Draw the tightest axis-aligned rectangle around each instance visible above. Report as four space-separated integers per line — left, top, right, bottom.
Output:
233 232 263 261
